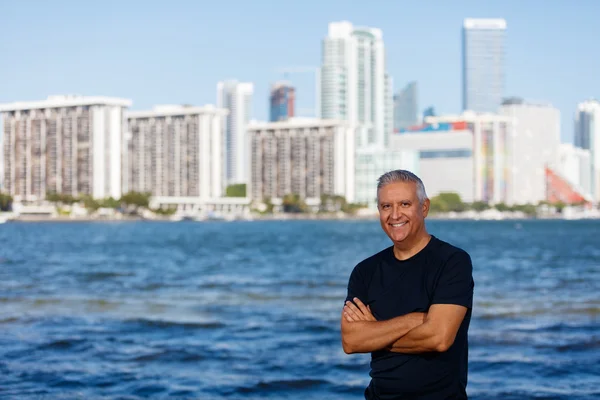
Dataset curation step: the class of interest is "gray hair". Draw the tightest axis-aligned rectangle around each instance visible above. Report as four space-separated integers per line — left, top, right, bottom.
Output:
376 170 428 204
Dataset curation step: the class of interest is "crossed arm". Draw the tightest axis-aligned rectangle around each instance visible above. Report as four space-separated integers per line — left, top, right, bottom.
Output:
341 298 467 354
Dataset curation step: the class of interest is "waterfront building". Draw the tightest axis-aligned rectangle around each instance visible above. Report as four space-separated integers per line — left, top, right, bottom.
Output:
0 95 131 201
247 118 355 204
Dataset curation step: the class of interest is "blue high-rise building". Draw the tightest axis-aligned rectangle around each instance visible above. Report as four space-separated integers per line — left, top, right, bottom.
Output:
462 18 506 113
269 82 295 122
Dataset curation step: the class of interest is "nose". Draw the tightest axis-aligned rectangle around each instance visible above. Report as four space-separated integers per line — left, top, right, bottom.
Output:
391 204 402 220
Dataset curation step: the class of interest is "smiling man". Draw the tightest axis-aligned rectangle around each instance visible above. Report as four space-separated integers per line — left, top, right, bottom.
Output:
341 170 475 399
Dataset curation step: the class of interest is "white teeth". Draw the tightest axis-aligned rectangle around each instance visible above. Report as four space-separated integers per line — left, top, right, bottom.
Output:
391 222 406 227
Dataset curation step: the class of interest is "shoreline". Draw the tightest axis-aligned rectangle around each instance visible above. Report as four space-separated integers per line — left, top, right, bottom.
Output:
2 213 597 223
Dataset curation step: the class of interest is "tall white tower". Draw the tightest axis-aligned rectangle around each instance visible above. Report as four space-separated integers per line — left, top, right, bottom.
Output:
217 81 253 185
320 21 392 149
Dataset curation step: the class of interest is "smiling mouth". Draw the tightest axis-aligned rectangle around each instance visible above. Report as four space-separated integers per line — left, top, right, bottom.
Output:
390 222 407 228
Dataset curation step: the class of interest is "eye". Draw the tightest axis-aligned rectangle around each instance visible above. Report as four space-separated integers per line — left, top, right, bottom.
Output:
402 202 410 207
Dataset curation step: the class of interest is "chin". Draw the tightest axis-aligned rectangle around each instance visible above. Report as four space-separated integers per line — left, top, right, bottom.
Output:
388 233 409 243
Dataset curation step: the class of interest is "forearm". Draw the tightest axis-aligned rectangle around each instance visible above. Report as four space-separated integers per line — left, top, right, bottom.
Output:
388 321 449 354
342 313 423 354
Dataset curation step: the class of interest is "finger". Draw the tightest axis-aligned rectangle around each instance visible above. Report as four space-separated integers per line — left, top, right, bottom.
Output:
344 303 361 319
344 301 364 318
353 298 370 315
343 311 356 322
352 298 375 321
345 304 368 323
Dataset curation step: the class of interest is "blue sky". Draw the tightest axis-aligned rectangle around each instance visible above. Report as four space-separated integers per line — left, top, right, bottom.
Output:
1 0 598 142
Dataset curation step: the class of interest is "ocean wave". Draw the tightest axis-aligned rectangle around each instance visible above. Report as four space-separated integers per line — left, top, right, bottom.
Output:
37 338 90 351
539 339 600 352
129 349 205 363
124 317 225 329
0 316 20 324
77 271 135 282
234 378 330 393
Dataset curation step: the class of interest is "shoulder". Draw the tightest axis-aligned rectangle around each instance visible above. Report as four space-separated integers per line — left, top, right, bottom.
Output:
351 246 391 277
430 237 472 266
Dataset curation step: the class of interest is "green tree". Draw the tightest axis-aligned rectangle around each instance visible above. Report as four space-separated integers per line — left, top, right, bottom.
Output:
342 202 368 215
100 197 120 209
152 206 177 216
79 195 100 212
512 203 537 217
320 194 347 213
46 191 77 204
225 184 246 197
553 201 566 213
494 203 510 212
0 193 13 211
429 192 466 213
282 193 306 213
470 201 490 212
120 191 151 208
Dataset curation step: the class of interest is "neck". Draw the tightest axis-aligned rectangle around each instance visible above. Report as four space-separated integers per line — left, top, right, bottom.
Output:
393 230 431 261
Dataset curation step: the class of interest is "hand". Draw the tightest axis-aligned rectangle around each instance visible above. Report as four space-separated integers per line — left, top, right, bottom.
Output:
343 297 376 322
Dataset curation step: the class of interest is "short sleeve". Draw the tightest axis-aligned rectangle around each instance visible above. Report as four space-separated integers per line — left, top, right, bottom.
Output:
431 251 474 308
345 264 368 306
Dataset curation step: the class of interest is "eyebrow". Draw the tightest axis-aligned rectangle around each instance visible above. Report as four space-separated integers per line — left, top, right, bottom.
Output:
380 199 413 205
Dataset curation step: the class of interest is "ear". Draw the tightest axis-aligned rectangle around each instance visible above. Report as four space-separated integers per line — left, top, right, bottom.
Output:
422 198 430 218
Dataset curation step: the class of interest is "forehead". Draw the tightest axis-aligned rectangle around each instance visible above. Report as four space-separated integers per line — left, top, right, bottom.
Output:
378 181 418 201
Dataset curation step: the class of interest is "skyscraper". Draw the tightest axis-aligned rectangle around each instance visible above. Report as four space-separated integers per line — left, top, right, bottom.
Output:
394 81 418 132
574 99 600 201
320 21 393 149
216 81 253 185
0 95 131 201
269 82 295 122
462 18 507 113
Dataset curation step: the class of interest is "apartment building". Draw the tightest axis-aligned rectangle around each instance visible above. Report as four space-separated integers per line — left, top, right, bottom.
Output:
0 95 131 201
247 118 355 203
126 105 227 199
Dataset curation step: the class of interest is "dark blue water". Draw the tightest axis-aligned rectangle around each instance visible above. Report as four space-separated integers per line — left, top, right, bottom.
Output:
0 220 598 399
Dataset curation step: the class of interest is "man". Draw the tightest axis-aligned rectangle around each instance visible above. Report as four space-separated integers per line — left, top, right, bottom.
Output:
341 169 474 399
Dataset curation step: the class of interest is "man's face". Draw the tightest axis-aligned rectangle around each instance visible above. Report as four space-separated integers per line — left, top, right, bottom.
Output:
377 181 430 244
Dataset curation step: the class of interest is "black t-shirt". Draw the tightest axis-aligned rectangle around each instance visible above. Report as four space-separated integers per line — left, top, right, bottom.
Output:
345 236 474 400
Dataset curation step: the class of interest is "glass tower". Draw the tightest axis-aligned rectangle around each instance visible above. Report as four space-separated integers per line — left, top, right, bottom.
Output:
462 18 506 113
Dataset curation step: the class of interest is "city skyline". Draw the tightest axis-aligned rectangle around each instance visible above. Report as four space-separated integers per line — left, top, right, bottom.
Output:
1 1 599 143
